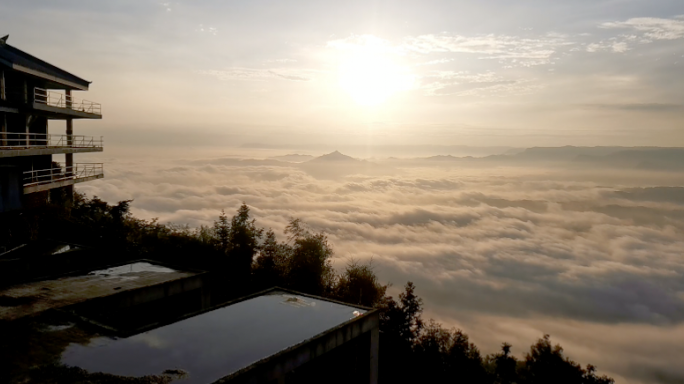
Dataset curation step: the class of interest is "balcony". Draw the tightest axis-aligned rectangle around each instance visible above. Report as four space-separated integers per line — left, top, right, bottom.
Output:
0 132 103 158
23 163 104 194
0 87 102 119
33 88 102 117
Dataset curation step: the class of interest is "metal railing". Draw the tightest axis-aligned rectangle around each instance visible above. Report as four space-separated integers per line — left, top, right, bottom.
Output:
23 163 104 188
34 88 102 116
0 132 103 149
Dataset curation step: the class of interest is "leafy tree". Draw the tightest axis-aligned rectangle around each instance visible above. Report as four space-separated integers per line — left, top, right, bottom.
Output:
379 281 424 346
378 282 424 384
284 218 334 295
226 203 263 279
398 281 424 343
212 209 230 253
448 329 489 383
194 225 214 246
583 364 615 384
110 199 132 223
414 320 455 383
253 229 289 289
335 258 387 307
521 334 585 384
491 343 519 384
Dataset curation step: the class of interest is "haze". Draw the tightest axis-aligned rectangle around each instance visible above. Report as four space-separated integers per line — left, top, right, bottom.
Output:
2 0 683 147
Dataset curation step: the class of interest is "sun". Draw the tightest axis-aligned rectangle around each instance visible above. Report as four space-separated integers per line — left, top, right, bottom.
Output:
338 52 415 106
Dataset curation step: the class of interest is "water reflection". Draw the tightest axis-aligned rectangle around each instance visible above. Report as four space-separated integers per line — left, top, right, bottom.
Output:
61 291 366 384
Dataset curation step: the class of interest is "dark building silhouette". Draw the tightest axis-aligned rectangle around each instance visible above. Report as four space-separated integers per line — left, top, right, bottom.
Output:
0 35 103 212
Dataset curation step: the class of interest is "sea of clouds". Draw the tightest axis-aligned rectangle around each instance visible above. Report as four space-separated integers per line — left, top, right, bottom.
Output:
78 149 684 384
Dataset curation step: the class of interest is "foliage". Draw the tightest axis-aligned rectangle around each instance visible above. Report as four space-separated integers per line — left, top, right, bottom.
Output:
282 218 336 295
519 335 615 384
490 343 519 384
253 229 289 288
335 258 387 307
212 209 230 253
377 282 425 383
379 281 423 346
226 203 263 279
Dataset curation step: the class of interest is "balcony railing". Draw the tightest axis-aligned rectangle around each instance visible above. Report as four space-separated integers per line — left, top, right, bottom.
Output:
34 88 102 116
0 132 103 149
23 163 104 188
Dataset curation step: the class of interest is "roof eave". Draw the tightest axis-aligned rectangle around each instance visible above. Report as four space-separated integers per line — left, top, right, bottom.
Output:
11 63 89 90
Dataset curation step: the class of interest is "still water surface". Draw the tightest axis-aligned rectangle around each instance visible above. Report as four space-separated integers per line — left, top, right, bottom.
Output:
61 291 365 383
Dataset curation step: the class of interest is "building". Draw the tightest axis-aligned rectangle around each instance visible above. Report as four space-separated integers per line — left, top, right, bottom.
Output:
0 35 103 212
0 260 379 384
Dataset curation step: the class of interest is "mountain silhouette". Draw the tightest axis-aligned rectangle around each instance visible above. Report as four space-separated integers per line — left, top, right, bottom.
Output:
306 151 360 163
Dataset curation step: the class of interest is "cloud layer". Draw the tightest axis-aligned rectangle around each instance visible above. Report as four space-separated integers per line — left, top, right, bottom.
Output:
78 150 684 384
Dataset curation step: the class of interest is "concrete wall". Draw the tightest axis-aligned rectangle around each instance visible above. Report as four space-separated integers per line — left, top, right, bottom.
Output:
221 311 380 384
95 274 207 311
0 165 22 212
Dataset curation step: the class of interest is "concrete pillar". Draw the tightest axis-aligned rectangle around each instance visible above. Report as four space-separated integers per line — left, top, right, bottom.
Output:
65 89 74 200
66 90 73 168
25 114 30 146
66 121 73 157
23 79 27 104
1 112 6 147
66 119 73 175
370 327 379 384
1 69 5 100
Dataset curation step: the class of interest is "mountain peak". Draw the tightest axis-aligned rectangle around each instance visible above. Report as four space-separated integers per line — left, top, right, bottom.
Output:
307 151 358 163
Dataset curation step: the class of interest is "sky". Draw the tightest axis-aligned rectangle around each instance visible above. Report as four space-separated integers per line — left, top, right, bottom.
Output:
1 0 683 147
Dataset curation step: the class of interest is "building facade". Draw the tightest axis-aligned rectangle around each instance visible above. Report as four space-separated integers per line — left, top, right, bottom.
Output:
0 35 103 212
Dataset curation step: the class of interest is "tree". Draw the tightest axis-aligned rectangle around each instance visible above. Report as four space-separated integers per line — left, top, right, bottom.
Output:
212 209 230 253
521 334 584 384
226 203 263 279
492 343 518 384
448 329 488 383
253 229 289 289
398 281 424 344
284 218 334 295
414 320 455 383
194 225 214 246
379 281 424 346
377 282 424 384
583 364 615 384
335 258 387 307
110 200 132 224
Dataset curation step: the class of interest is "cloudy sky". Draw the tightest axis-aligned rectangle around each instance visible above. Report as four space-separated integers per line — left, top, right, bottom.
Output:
2 0 683 147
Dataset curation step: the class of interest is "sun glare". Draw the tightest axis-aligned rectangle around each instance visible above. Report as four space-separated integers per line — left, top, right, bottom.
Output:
338 52 415 106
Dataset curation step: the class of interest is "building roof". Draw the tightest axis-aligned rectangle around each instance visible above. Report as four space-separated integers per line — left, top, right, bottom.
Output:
0 36 91 90
62 289 369 383
4 288 373 384
0 261 200 322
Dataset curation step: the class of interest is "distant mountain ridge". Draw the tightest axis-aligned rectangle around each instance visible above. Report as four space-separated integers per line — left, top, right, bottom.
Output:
269 154 315 163
399 146 684 171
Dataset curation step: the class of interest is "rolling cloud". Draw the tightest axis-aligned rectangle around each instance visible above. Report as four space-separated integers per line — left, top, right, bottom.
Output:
78 150 684 384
